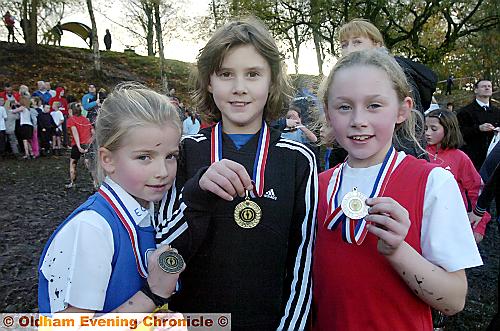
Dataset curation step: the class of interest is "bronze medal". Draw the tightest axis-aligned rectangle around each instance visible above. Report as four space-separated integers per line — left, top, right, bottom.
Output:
234 190 262 229
158 250 185 274
341 187 369 219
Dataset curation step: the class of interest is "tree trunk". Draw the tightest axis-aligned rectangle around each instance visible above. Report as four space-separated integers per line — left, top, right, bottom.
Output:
26 0 39 46
293 25 300 74
211 0 218 29
20 0 28 42
86 0 101 73
309 0 324 75
313 30 323 76
153 0 167 92
142 1 155 56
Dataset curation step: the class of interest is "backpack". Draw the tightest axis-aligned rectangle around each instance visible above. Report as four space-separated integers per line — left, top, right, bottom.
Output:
395 56 438 112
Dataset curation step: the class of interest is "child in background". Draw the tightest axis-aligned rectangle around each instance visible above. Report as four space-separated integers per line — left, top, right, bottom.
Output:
65 102 93 189
38 104 56 156
313 50 482 330
156 18 317 330
32 97 43 115
48 87 69 147
50 101 64 155
425 109 490 243
3 100 20 157
29 97 40 158
182 109 200 135
320 120 347 171
0 98 7 157
39 83 184 315
13 95 34 159
281 105 318 144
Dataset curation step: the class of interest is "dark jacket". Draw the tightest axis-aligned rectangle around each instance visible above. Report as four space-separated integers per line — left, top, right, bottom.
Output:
156 127 317 331
104 32 112 50
476 163 500 220
37 112 56 131
457 100 500 170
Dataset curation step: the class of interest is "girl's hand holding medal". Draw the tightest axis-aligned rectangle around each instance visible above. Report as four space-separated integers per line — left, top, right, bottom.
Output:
199 159 254 201
146 245 185 299
365 197 411 256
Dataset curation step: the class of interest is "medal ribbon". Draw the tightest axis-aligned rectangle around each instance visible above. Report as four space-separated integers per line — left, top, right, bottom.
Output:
99 182 148 278
211 121 270 197
324 147 398 245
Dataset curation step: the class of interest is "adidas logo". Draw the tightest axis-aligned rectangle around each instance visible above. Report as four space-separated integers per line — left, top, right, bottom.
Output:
263 189 277 200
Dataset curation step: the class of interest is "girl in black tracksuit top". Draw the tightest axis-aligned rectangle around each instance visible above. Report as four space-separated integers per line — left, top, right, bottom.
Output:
156 19 317 331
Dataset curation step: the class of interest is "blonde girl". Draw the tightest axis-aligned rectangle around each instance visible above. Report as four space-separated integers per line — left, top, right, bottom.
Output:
313 50 481 330
39 83 184 315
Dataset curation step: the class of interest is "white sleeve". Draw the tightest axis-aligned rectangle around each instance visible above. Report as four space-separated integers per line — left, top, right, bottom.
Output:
40 210 114 313
420 167 483 272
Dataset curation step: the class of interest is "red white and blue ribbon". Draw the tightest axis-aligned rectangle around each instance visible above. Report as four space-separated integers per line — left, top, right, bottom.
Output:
324 147 398 245
211 121 270 197
99 182 148 278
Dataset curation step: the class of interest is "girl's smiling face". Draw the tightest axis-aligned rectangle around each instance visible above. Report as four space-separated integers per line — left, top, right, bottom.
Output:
327 65 411 168
100 123 180 207
208 44 272 134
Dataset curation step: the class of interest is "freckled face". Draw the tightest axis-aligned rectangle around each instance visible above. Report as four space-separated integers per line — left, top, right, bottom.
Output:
326 65 410 167
105 124 180 207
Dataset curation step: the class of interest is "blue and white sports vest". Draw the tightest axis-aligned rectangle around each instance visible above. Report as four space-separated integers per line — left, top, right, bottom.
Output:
38 191 156 314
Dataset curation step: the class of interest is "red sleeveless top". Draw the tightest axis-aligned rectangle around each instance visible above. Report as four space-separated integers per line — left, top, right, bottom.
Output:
313 156 435 331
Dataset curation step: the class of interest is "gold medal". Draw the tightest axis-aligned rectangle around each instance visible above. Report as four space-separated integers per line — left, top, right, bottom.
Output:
341 187 369 219
234 190 262 229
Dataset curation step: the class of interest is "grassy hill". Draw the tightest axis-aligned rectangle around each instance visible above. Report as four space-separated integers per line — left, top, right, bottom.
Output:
0 41 194 103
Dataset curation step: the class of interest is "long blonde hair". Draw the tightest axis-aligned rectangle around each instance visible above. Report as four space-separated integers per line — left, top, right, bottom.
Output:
319 49 424 153
93 82 181 183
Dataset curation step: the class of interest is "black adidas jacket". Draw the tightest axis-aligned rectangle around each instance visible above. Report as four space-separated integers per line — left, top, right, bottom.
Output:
156 126 318 330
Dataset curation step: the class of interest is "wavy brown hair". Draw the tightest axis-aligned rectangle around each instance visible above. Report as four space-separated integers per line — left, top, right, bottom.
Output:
192 17 291 123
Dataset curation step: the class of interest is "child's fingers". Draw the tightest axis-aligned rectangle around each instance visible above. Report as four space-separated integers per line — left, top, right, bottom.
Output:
200 160 252 200
366 213 408 238
219 163 251 197
199 175 235 201
366 222 401 245
201 166 247 199
366 197 410 225
221 160 253 192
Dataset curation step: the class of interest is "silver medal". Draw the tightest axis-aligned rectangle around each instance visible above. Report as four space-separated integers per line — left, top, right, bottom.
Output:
341 187 369 219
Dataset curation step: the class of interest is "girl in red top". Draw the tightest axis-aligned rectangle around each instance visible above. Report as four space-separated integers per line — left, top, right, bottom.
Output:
425 109 491 243
313 50 482 331
65 102 93 188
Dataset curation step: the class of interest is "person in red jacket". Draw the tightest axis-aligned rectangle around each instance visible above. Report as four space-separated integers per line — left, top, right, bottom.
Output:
49 87 69 147
3 11 15 42
425 109 491 243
